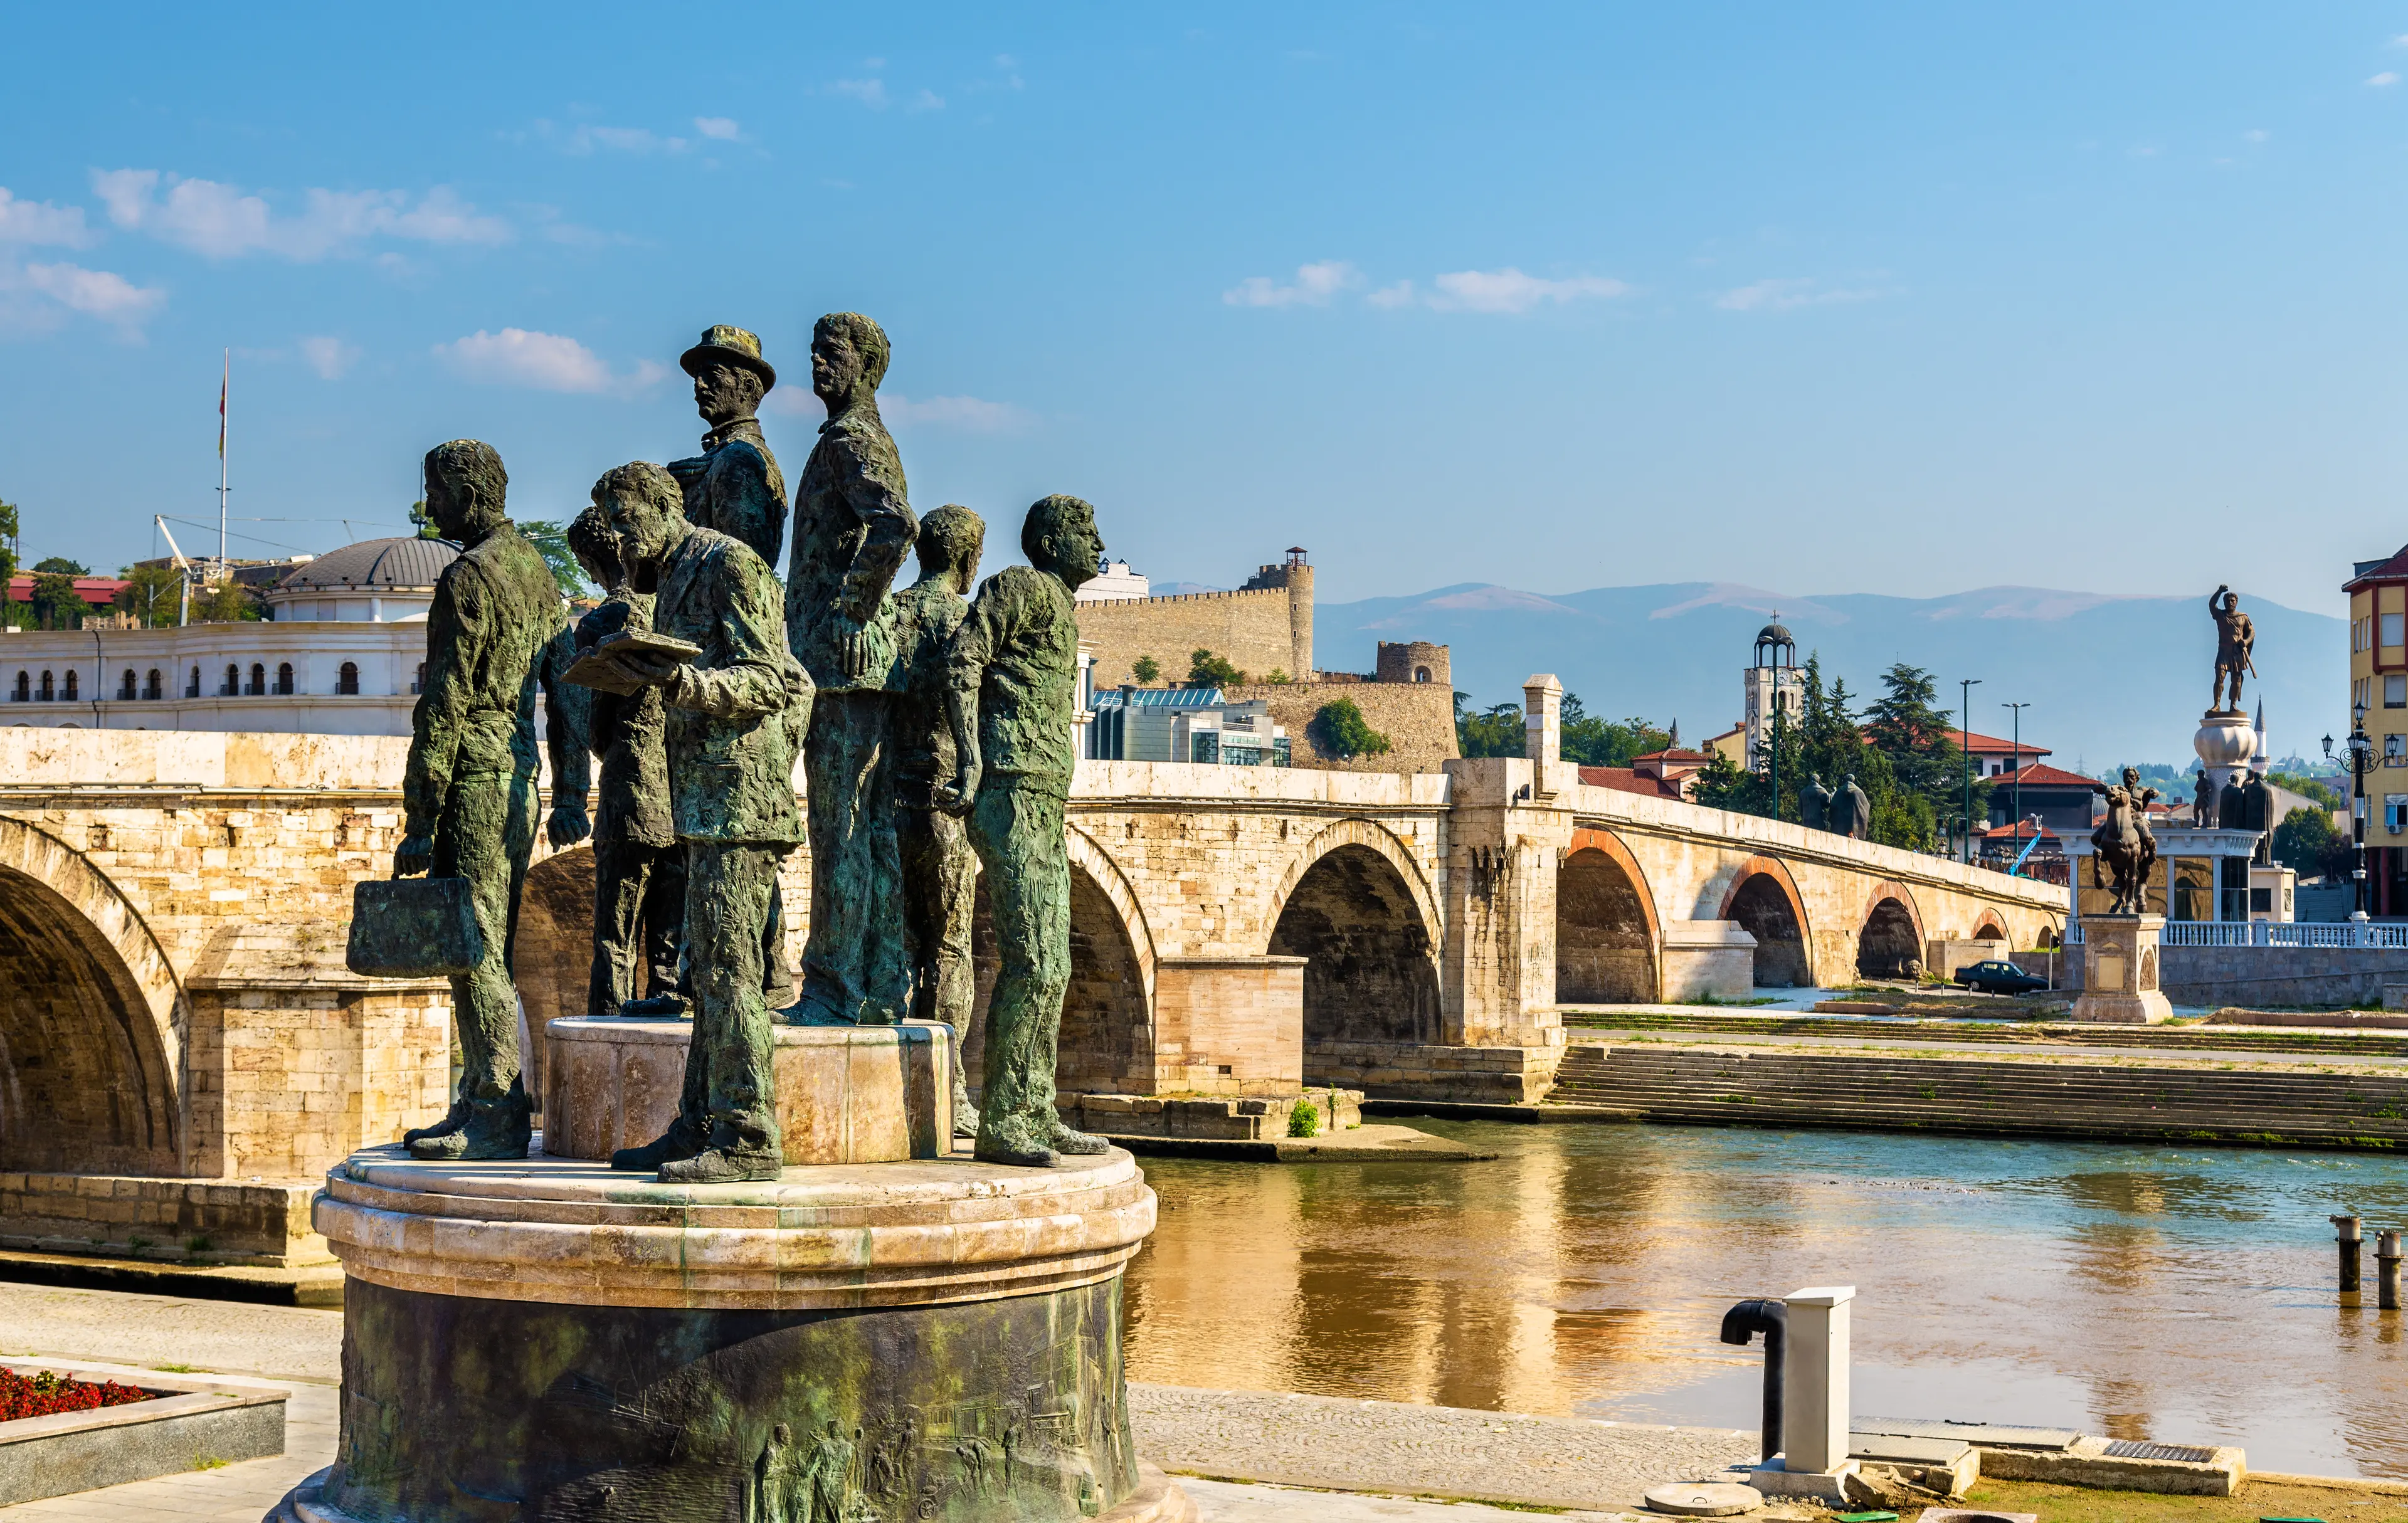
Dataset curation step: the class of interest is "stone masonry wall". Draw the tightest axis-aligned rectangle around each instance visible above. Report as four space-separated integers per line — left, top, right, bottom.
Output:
1076 587 1302 688
1223 679 1459 776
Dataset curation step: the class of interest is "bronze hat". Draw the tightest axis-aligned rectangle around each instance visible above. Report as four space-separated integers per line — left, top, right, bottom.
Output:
679 324 776 389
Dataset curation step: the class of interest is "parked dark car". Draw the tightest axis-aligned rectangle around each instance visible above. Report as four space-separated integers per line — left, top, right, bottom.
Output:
1953 959 2048 995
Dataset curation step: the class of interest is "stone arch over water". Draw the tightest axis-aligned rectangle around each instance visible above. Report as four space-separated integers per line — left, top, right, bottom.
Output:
1857 885 1923 978
0 816 182 1173
1716 856 1814 988
1269 841 1441 1045
1556 826 1660 1003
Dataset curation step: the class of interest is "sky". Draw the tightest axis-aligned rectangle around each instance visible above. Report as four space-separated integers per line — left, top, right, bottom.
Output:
3 4 2405 616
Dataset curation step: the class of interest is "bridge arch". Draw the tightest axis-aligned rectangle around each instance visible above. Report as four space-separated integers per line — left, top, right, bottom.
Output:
1713 855 1814 988
1557 826 1661 1003
0 816 182 1172
1268 820 1442 1046
1857 880 1925 979
1970 909 2009 944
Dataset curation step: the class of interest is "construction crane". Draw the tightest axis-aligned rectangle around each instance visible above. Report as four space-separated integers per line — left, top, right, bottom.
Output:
153 515 197 627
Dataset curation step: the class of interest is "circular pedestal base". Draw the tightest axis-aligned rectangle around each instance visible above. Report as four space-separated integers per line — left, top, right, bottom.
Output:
544 1016 956 1166
287 1146 1164 1522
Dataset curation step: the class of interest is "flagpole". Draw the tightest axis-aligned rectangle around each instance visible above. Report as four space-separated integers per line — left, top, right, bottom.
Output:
218 349 229 579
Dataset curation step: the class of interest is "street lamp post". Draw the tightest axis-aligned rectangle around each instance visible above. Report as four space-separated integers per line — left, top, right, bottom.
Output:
2002 701 2030 875
2329 705 2374 919
1960 677 1983 865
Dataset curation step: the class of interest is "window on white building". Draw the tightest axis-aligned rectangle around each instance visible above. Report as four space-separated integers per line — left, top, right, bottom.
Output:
337 661 360 695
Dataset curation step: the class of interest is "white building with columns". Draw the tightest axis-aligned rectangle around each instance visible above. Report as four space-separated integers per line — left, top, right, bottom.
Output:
0 537 458 736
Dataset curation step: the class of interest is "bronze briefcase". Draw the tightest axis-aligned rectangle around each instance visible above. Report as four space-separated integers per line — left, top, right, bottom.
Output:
347 877 484 978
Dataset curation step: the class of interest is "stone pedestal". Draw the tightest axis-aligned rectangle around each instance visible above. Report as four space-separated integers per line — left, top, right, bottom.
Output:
2194 709 2258 787
542 1017 955 1166
2071 915 2173 1024
263 1144 1191 1522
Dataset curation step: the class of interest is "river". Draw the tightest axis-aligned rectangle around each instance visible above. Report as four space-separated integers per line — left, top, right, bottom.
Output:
1122 1119 2408 1477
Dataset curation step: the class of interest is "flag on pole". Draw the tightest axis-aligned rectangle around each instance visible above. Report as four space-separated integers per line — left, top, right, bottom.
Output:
218 352 228 459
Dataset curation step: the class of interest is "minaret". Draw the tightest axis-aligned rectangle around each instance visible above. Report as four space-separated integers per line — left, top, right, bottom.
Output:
2254 699 2266 766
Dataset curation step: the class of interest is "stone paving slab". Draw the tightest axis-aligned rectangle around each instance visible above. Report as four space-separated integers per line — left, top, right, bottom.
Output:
1131 1383 1759 1512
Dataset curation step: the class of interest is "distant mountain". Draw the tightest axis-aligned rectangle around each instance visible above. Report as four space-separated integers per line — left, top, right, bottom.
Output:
1148 581 1225 597
1314 581 2347 774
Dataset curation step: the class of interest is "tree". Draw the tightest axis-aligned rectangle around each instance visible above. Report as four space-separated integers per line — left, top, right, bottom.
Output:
1690 653 1937 850
190 579 262 623
115 564 187 628
1131 654 1161 684
408 498 443 540
0 499 18 628
28 572 87 630
33 556 90 576
1454 691 1524 757
1188 648 1245 687
2274 804 2355 881
517 520 588 599
1558 692 1671 768
1863 661 1986 848
2269 771 2344 811
1311 697 1391 759
1263 668 1292 685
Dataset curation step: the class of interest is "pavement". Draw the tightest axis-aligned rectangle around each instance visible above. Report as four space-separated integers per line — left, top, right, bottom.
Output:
0 1283 1752 1521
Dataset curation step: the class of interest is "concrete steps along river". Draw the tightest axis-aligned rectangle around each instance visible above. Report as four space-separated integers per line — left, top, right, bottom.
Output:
1545 1043 2408 1150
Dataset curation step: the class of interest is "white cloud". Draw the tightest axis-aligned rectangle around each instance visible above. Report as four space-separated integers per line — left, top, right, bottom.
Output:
1224 260 1361 307
2371 71 2400 87
694 116 742 140
1420 268 1628 313
547 122 694 155
1714 277 1879 312
436 329 617 393
2244 128 2269 142
299 334 359 379
907 89 946 112
0 189 93 247
883 393 1031 432
94 169 509 260
828 78 889 108
0 258 166 336
1366 280 1416 308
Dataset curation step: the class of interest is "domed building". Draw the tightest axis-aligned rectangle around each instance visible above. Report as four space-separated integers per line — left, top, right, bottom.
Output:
1 535 480 737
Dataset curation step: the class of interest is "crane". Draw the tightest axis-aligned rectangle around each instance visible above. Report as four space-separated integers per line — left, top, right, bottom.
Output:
154 515 196 627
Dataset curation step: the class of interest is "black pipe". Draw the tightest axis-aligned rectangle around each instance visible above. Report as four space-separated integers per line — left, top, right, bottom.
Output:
2335 1214 2364 1296
1720 1298 1787 1467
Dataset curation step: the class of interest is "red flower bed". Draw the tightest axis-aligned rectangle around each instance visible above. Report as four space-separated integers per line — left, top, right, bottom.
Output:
0 1368 150 1421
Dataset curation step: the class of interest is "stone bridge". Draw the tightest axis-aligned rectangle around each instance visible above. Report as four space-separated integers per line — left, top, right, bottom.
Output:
0 729 2062 1263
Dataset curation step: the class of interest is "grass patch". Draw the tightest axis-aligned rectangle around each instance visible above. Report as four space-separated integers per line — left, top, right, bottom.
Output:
1963 1475 2408 1522
152 1363 196 1374
1676 993 1783 1007
193 1457 228 1471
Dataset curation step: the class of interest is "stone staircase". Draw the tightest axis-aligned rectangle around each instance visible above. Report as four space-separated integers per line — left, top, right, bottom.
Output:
1545 1043 2408 1149
1556 1007 2408 1058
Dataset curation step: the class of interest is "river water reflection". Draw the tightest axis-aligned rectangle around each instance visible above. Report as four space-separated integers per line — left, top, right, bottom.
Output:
1122 1120 2408 1477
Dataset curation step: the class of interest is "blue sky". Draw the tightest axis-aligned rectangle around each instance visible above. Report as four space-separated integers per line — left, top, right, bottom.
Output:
3 4 2404 614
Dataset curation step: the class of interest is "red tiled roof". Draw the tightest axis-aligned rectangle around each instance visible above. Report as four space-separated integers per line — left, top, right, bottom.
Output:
6 574 128 606
1579 766 1683 799
2347 546 2408 591
1630 749 1711 764
1857 724 2051 757
1987 761 2096 788
1977 821 2059 841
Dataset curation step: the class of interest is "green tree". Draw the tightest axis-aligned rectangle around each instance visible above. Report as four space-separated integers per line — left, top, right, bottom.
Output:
408 498 443 540
2273 804 2355 880
1263 668 1292 685
1310 697 1391 759
1131 654 1161 684
1863 661 1987 847
1188 648 1245 687
33 556 90 576
517 520 588 599
190 579 262 623
1559 692 1671 767
28 571 86 630
0 498 18 629
115 564 187 627
1454 691 1524 757
2269 771 2343 811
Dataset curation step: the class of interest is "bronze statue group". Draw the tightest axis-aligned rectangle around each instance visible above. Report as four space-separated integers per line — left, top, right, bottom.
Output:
391 315 1113 1181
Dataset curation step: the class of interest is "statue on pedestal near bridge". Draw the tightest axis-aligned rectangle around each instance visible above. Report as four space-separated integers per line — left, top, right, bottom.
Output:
1800 774 1832 833
2089 766 2160 915
1826 772 1870 840
892 503 987 1141
393 440 592 1162
936 495 1112 1167
587 461 811 1184
786 312 918 1027
2209 584 2256 713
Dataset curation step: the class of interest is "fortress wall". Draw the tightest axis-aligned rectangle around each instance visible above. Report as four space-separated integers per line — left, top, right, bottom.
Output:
1224 679 1459 776
1075 587 1302 688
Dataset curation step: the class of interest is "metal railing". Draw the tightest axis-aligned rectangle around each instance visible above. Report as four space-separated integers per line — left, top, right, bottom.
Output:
2068 920 2408 948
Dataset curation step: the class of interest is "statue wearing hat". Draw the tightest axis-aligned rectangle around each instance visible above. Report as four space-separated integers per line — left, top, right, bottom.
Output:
669 325 789 570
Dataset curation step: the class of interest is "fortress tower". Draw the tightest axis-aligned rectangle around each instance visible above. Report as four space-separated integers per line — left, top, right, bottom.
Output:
1238 547 1314 680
